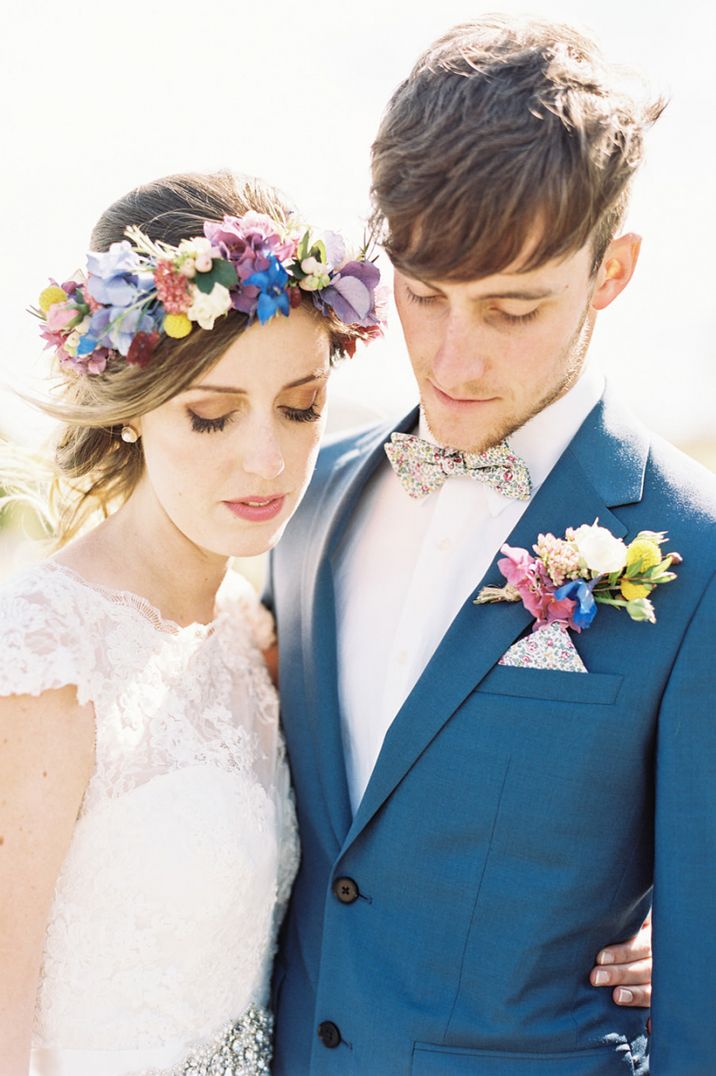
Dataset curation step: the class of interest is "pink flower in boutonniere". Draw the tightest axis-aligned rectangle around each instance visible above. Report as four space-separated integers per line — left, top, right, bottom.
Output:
475 522 681 632
494 545 578 629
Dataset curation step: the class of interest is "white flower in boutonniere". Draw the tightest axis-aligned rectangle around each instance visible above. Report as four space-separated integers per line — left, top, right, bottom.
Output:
568 521 628 575
475 520 681 632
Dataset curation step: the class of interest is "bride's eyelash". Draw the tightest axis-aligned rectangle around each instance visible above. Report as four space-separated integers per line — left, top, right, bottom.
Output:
282 405 322 423
189 405 322 432
189 411 234 434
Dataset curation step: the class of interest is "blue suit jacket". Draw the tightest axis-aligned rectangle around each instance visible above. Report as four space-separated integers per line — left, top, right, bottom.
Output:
266 389 716 1075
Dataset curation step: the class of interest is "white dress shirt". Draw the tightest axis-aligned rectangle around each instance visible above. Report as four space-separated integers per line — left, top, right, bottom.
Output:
333 366 605 814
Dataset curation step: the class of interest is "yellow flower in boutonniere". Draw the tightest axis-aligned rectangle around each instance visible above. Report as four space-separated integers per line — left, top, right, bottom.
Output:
621 536 663 599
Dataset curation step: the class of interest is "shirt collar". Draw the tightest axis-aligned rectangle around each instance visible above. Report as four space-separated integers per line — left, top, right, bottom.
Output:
417 363 605 516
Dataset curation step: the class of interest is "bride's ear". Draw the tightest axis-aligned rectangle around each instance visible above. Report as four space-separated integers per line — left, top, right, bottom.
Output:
590 233 641 312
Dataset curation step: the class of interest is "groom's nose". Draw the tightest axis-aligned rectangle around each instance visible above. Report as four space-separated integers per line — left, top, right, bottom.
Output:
431 309 488 392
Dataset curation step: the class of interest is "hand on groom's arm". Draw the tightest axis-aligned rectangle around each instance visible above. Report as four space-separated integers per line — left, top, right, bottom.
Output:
590 913 652 1009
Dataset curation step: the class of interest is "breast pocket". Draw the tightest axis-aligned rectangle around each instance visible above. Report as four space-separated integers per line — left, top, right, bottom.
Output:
476 664 623 706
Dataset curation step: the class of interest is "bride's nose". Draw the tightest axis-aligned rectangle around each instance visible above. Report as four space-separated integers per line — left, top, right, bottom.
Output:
240 419 286 481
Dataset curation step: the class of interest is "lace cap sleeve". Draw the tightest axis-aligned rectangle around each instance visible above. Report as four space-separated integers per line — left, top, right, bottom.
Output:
0 565 97 706
219 568 276 651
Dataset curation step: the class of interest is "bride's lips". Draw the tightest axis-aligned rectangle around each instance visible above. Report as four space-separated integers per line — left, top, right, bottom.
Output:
223 495 287 522
428 381 498 410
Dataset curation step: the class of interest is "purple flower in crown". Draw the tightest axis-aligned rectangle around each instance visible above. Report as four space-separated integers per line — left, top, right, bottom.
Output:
313 259 381 328
316 230 347 271
86 241 155 308
203 213 298 315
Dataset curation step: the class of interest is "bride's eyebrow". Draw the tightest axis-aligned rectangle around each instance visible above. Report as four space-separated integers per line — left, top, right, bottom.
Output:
186 371 329 395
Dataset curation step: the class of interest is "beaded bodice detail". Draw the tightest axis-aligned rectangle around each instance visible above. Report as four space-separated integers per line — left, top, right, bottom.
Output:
0 561 299 1058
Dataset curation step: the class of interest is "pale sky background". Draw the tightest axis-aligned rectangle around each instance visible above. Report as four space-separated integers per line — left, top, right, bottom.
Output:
1 0 714 450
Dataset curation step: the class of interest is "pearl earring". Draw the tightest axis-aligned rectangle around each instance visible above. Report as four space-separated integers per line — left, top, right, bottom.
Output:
120 426 139 444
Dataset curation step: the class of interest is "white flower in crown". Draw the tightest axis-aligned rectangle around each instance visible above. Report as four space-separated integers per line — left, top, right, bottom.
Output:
64 329 82 356
568 521 628 575
187 282 233 330
299 256 332 291
178 235 220 272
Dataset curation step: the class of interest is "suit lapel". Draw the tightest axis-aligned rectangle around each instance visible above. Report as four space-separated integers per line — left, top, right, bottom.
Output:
341 390 650 852
300 410 420 848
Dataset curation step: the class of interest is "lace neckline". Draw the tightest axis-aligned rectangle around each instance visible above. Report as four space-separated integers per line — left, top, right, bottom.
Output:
44 560 220 639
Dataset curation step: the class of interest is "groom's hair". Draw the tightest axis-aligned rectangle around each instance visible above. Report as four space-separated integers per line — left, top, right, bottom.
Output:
370 15 666 280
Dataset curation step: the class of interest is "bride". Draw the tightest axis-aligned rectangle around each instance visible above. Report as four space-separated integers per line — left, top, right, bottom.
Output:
0 171 652 1075
0 170 382 1076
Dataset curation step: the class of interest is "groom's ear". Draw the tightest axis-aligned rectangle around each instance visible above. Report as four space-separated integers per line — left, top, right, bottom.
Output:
590 232 642 311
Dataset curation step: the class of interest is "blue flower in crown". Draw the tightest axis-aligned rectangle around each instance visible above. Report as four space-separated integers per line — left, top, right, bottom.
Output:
245 255 291 324
86 242 155 308
79 304 162 358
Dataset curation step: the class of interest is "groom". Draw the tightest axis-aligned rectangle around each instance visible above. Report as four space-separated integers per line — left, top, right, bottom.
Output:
268 15 715 1075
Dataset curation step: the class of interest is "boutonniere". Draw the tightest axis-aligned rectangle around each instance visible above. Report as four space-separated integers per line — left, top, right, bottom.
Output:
475 521 681 632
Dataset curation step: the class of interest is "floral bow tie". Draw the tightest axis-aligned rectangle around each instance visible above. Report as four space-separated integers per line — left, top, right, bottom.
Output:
384 432 532 501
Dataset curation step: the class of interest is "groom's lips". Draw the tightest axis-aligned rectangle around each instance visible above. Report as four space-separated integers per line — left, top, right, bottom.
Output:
428 381 498 410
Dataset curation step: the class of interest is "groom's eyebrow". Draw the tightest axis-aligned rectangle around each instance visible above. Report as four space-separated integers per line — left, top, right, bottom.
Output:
189 372 329 394
476 288 557 300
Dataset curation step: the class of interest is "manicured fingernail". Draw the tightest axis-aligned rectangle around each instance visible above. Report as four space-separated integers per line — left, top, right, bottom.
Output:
593 969 610 985
616 988 634 1003
597 950 614 965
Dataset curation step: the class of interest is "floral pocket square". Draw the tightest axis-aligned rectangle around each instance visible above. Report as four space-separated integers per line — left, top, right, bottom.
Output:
498 622 587 673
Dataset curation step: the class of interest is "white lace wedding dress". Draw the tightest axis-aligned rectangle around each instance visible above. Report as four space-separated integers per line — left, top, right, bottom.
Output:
0 560 300 1076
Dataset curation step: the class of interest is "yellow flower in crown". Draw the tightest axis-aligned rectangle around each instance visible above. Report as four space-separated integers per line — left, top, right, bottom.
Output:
39 284 69 312
164 314 192 339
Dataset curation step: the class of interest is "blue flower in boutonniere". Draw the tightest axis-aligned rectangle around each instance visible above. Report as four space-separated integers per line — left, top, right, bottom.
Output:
475 520 681 631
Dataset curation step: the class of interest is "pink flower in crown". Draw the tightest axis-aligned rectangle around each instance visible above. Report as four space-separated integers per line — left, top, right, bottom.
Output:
45 301 79 332
203 213 298 314
497 544 579 630
60 346 109 375
155 260 191 313
39 324 67 351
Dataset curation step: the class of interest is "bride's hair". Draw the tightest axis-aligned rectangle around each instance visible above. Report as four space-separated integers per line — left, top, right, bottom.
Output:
2 171 335 547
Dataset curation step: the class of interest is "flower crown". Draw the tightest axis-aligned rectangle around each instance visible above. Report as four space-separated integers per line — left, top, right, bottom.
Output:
32 212 385 374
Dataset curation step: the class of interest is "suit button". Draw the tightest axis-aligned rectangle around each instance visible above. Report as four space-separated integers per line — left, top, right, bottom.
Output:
333 877 360 904
317 1020 342 1048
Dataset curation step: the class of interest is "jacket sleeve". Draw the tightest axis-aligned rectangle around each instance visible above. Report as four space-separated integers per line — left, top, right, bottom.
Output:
651 569 716 1073
261 549 276 616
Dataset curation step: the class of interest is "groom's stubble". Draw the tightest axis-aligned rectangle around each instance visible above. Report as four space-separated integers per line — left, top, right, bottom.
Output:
420 299 596 455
